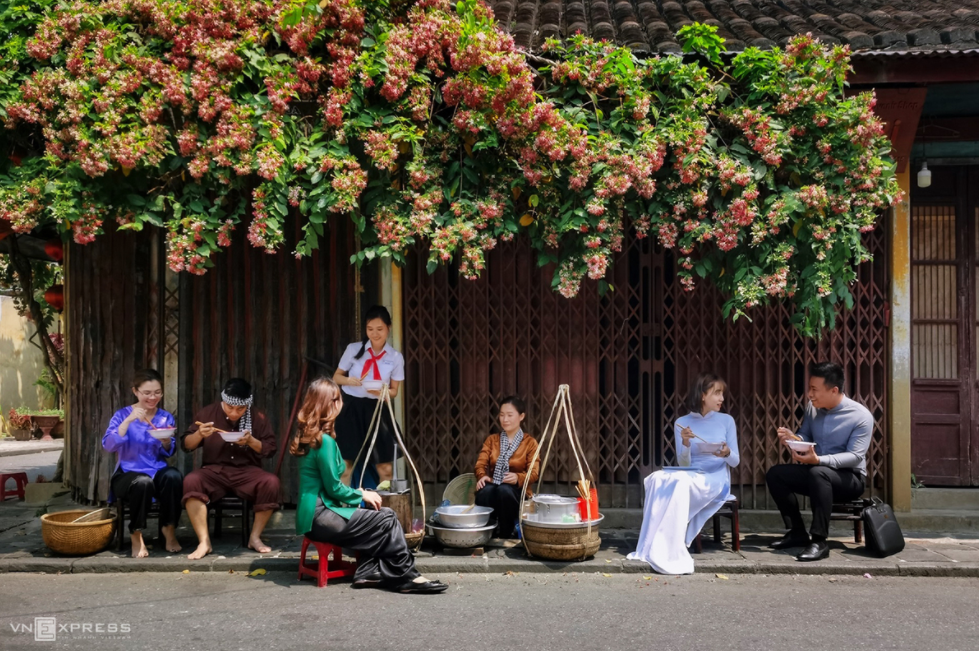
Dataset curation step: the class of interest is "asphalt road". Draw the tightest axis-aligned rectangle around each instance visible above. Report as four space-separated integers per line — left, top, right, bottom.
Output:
0 572 977 651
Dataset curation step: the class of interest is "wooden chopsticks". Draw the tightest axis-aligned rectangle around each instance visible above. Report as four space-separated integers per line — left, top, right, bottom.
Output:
195 420 231 434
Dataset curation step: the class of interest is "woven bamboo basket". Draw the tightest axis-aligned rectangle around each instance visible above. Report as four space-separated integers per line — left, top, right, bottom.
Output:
404 530 424 551
521 519 601 561
40 509 115 556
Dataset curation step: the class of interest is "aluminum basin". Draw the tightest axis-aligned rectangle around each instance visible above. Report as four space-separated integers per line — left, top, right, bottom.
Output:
532 495 580 523
427 522 496 548
434 505 494 529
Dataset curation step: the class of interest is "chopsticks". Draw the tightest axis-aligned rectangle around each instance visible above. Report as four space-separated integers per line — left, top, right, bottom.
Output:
575 479 591 500
681 426 710 444
195 420 231 434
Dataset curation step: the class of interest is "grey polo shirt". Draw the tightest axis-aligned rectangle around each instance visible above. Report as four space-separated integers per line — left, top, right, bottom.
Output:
797 396 873 477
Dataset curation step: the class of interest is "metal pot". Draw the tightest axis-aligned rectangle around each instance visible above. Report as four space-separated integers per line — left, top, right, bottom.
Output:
532 495 580 523
427 522 496 548
434 505 494 529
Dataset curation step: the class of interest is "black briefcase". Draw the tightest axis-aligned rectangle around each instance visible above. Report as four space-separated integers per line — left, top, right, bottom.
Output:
862 497 905 557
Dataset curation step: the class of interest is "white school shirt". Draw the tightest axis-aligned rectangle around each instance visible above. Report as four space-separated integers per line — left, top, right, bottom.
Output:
338 342 405 399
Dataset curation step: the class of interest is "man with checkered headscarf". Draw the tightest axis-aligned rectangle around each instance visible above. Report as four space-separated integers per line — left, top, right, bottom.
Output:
181 378 280 560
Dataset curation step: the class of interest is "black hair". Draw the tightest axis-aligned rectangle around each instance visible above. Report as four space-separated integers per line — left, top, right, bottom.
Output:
499 396 527 415
809 361 844 392
223 378 253 399
687 373 727 413
132 368 163 390
354 305 393 361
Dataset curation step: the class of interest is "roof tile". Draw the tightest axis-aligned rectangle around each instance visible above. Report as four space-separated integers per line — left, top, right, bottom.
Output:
495 0 979 53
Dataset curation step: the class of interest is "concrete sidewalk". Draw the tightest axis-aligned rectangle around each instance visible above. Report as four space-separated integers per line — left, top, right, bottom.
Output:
0 439 63 458
2 498 978 577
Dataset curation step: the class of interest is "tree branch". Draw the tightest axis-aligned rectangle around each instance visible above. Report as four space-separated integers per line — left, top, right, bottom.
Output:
7 235 65 395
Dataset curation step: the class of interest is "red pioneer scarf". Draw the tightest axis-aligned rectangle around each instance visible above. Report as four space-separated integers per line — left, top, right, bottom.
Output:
360 347 387 381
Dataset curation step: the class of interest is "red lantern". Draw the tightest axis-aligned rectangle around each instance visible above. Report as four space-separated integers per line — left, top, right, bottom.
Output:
44 239 64 262
43 284 64 312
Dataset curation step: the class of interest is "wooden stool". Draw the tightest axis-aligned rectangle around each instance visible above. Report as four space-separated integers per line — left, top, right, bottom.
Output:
693 497 740 553
298 537 358 588
831 499 872 543
209 496 252 548
0 472 29 501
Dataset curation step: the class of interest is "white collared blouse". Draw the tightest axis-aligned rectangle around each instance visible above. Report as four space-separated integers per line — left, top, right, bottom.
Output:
337 341 405 399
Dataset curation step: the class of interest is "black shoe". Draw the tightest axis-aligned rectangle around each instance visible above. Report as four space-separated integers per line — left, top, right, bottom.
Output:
796 541 830 562
769 532 811 550
393 579 448 594
351 572 383 589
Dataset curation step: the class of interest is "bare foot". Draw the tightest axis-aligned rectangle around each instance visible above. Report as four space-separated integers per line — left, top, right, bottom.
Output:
187 541 212 560
131 533 149 559
162 526 182 553
248 537 271 554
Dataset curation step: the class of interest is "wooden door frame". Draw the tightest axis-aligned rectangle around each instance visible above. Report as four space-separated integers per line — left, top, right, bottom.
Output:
910 165 976 486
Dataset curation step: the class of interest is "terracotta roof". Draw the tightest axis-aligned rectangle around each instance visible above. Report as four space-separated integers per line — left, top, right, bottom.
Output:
490 0 979 54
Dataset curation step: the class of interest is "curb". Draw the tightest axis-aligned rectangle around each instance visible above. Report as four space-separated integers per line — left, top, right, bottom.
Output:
2 556 977 578
0 444 64 458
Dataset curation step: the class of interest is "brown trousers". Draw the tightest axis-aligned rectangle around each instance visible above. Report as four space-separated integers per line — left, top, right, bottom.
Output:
182 465 280 512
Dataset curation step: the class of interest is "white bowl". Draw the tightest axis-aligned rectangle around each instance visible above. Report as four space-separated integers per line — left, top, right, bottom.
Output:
696 441 724 454
219 431 242 442
361 379 384 392
786 440 816 452
148 427 175 440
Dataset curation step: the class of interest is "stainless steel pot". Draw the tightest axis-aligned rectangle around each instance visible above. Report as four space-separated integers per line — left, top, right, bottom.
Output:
427 523 496 548
532 495 580 523
434 505 494 529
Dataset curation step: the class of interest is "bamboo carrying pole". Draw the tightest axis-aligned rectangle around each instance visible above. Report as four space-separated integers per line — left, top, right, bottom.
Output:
351 384 426 545
519 384 597 558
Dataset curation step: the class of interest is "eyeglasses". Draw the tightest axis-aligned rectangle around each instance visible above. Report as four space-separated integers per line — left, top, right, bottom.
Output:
138 390 163 398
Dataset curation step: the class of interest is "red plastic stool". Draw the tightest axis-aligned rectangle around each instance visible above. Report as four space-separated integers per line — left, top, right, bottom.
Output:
298 537 358 588
0 472 29 501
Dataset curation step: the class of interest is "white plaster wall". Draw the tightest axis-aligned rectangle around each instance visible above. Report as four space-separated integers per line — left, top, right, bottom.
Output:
0 295 54 431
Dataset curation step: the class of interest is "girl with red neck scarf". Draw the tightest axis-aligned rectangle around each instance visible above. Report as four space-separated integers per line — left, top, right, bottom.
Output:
333 305 405 485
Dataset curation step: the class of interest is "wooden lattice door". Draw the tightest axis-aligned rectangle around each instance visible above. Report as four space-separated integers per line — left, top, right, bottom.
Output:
911 166 979 486
402 238 664 507
404 226 890 506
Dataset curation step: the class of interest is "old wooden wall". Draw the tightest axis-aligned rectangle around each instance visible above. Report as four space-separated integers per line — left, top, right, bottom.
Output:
66 226 161 502
66 218 362 504
174 217 362 502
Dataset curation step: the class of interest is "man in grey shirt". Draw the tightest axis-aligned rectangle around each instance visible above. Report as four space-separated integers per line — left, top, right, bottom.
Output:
766 361 873 561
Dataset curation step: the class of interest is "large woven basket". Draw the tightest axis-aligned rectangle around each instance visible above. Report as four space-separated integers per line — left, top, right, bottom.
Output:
41 509 115 556
521 519 601 561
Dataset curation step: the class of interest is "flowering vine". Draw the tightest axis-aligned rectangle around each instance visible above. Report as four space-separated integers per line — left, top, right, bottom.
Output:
0 1 900 334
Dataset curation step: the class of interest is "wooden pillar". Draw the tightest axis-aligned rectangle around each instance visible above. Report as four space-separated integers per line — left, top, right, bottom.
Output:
380 260 407 479
163 268 180 419
889 169 912 512
62 243 72 487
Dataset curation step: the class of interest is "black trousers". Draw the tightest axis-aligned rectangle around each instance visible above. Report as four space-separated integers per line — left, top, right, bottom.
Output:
765 464 865 540
111 466 184 534
475 483 522 538
335 394 400 466
309 504 419 583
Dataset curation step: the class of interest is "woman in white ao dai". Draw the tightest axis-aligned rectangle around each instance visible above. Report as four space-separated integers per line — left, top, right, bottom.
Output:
628 373 740 574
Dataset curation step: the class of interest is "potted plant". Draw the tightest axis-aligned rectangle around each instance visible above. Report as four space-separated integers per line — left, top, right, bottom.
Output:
7 408 34 441
30 409 64 441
